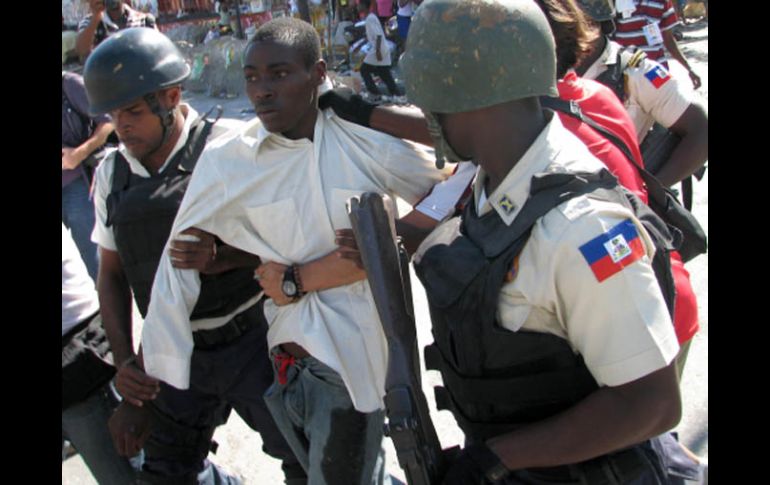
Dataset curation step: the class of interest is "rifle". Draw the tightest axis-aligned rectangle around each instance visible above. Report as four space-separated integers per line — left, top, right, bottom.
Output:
347 192 455 485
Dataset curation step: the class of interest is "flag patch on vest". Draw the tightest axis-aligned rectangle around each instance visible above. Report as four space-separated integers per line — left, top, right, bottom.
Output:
579 219 645 282
644 65 671 88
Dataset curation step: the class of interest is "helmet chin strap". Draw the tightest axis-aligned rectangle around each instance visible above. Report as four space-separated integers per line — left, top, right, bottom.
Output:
144 92 178 150
423 111 470 169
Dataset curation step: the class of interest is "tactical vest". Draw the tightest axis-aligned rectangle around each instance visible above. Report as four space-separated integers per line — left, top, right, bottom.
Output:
415 169 676 444
105 115 261 320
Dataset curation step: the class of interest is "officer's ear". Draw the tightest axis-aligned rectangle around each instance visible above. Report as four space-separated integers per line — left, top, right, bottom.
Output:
159 86 183 110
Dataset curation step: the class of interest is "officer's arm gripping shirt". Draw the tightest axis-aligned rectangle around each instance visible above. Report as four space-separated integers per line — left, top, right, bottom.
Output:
141 109 449 412
414 115 679 387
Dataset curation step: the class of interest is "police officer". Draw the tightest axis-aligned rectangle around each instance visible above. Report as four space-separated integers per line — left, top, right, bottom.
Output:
84 28 304 485
574 0 708 189
399 0 691 483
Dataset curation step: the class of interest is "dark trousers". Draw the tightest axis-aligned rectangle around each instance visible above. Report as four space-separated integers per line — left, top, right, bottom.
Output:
141 303 304 484
360 63 400 96
497 433 700 484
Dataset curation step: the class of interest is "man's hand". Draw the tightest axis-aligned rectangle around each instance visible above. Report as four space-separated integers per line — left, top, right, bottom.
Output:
109 401 153 457
62 147 85 171
169 228 219 274
115 357 160 407
254 261 294 305
89 0 106 18
688 69 702 90
335 229 363 269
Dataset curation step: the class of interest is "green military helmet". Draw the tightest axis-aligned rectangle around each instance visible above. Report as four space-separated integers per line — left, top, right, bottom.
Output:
576 0 615 22
83 27 190 116
401 0 558 115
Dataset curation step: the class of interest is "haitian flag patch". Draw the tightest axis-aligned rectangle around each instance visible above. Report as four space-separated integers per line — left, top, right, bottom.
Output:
579 220 645 282
644 65 671 88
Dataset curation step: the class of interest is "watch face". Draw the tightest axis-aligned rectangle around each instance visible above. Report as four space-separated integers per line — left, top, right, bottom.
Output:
282 280 297 297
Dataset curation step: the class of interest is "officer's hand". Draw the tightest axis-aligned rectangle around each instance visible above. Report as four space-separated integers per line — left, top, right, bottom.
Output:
169 227 219 274
334 229 363 270
109 401 153 457
61 147 85 171
442 444 508 485
115 357 160 407
688 70 702 90
318 87 376 127
254 261 293 306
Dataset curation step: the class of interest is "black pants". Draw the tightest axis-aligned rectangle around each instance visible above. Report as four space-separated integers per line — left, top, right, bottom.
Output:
141 302 304 484
498 433 699 484
360 63 400 96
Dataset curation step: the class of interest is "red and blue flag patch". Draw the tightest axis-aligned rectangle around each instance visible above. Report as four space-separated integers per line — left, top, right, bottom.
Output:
579 219 645 282
644 65 671 89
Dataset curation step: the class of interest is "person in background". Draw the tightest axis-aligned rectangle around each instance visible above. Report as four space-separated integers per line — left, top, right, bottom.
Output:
62 223 136 485
62 70 114 283
76 0 157 61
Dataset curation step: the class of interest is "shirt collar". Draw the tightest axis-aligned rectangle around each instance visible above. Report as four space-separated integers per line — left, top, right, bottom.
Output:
472 112 564 226
118 103 197 177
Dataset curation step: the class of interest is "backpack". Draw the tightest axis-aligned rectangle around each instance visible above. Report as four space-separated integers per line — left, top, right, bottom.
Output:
594 45 707 211
541 96 707 263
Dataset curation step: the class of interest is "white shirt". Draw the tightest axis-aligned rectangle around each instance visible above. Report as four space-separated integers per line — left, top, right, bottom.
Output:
364 13 391 66
415 115 679 387
141 108 450 412
583 39 696 142
62 224 100 336
91 104 258 332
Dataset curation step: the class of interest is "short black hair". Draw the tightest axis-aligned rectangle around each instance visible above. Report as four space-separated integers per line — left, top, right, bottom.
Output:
359 0 372 8
249 17 321 69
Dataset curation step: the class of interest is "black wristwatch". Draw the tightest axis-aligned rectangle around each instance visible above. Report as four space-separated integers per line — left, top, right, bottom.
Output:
282 264 305 302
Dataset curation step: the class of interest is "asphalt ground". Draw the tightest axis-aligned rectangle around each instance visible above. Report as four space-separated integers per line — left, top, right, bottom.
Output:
63 19 708 484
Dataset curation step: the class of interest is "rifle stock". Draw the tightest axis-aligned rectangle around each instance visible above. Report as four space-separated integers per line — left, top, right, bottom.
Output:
347 192 451 485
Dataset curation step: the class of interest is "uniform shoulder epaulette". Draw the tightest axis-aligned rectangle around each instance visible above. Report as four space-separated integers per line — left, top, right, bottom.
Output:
626 48 647 69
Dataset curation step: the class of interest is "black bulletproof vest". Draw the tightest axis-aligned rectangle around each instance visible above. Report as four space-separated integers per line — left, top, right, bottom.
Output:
105 117 261 319
415 169 676 444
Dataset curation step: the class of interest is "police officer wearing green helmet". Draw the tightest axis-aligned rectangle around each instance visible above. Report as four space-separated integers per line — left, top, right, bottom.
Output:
83 27 304 485
399 0 687 483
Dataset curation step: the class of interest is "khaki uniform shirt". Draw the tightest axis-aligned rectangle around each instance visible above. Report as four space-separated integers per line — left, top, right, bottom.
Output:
414 115 679 387
584 39 695 142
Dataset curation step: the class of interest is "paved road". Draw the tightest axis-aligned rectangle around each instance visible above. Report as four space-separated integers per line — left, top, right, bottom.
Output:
63 20 708 484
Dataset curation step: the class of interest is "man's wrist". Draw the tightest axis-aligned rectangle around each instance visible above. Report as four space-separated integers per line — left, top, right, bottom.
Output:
293 264 306 296
281 264 306 302
119 355 138 369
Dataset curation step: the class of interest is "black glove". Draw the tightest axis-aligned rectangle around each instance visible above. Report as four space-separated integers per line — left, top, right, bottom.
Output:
442 443 509 485
318 87 377 127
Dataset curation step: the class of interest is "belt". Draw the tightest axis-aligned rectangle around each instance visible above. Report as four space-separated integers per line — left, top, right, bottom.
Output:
192 299 264 350
281 342 311 359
